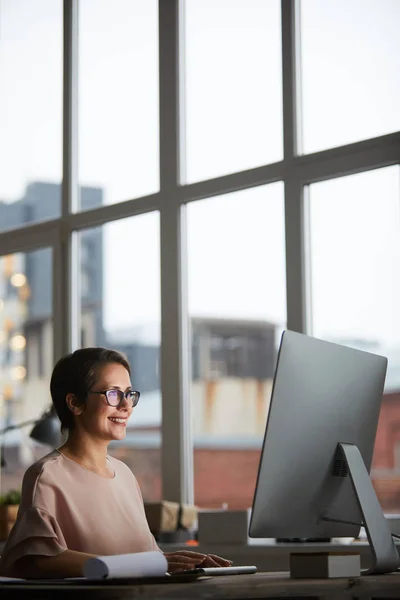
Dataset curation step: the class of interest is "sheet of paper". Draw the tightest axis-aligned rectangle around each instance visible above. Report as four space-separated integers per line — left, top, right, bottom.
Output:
83 550 168 580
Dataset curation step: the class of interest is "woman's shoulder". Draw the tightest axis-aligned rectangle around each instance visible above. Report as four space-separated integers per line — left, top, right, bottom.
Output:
20 450 64 508
23 449 63 483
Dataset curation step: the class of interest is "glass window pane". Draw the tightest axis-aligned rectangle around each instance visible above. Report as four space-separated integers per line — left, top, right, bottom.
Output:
78 213 161 501
0 248 54 494
0 1 63 232
183 0 282 184
299 0 400 154
308 165 400 512
187 184 286 508
78 0 159 210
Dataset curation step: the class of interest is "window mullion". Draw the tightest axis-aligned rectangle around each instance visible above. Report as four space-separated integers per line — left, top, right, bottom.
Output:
59 0 80 360
282 0 306 333
159 0 193 504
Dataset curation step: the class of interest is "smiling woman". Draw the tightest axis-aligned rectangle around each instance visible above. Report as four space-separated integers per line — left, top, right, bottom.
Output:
0 348 231 579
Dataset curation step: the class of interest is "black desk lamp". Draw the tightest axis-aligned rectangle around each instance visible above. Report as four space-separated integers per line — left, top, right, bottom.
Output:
0 408 61 498
29 409 62 447
0 408 62 467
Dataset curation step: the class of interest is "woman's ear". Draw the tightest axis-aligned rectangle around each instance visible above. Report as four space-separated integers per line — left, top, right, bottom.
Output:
65 393 84 417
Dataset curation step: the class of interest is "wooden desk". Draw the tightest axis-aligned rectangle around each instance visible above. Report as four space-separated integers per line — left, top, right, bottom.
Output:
1 571 399 600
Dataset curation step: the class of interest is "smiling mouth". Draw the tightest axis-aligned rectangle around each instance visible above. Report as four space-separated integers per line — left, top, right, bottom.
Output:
108 417 127 425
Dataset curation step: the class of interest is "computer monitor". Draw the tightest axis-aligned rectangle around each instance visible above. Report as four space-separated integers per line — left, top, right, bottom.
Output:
249 330 399 574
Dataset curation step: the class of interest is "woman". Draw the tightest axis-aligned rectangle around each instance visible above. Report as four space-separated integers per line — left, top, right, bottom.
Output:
0 347 231 578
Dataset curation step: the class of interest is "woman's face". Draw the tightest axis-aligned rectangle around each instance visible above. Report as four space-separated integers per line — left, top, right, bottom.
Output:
77 362 134 441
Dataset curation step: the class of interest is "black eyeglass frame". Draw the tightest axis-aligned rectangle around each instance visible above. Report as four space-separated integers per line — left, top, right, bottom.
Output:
90 389 140 407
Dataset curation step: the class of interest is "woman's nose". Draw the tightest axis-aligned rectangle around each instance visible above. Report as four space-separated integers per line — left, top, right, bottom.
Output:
118 395 131 410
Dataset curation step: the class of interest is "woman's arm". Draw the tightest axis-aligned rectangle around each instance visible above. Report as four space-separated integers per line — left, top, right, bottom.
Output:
15 549 97 579
16 549 232 578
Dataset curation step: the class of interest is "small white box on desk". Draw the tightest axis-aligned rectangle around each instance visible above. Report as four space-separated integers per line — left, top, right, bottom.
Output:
198 509 250 544
290 552 361 579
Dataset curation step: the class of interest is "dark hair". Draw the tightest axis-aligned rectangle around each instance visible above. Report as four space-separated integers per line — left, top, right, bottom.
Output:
50 347 131 433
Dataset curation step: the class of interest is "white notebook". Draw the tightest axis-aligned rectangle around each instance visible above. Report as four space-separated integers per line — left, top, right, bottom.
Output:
83 551 168 580
82 552 257 581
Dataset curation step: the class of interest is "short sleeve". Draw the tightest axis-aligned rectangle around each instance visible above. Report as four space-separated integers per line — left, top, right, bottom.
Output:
0 506 67 576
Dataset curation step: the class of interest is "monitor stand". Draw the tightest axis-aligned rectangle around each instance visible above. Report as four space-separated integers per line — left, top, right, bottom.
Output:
322 442 399 575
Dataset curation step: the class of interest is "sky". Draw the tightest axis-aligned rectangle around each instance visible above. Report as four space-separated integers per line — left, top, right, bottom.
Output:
0 0 400 352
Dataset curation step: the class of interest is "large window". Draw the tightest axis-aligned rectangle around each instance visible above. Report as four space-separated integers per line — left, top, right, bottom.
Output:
308 165 400 512
78 213 161 500
0 0 399 514
78 0 159 208
0 249 53 494
182 0 282 183
308 166 400 354
0 0 62 231
187 184 286 508
299 0 400 153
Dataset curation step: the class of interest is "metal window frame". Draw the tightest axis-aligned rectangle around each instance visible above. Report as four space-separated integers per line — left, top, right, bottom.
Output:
0 0 398 503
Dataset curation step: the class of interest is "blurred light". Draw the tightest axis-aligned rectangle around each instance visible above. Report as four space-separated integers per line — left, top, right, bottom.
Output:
19 284 31 301
10 334 26 351
3 255 14 277
0 299 3 311
0 331 6 344
0 394 4 408
10 273 27 287
3 384 13 400
4 318 14 332
11 365 26 380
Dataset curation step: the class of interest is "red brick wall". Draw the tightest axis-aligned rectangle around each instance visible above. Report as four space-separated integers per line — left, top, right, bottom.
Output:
372 392 400 470
194 449 260 509
109 446 162 501
370 392 400 510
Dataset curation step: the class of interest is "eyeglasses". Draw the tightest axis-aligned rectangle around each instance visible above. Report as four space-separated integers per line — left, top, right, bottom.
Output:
90 389 140 407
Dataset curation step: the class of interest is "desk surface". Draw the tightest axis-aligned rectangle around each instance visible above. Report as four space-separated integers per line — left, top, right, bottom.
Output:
1 572 399 600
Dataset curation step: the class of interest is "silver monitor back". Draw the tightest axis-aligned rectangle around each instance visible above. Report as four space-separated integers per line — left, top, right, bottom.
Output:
249 330 387 540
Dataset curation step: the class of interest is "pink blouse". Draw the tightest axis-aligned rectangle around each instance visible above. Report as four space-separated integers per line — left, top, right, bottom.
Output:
0 450 160 576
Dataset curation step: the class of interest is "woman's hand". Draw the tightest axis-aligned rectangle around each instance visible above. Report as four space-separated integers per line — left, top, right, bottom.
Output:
163 550 232 573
